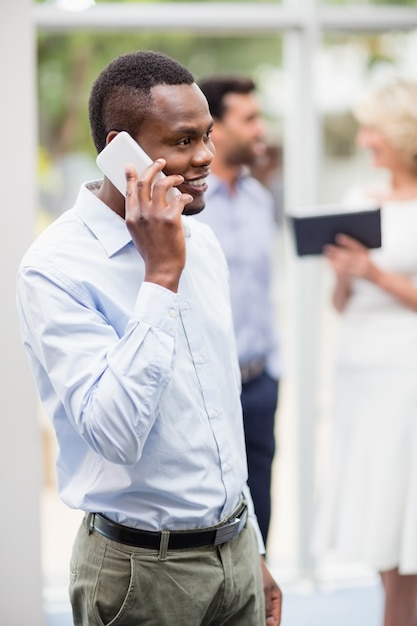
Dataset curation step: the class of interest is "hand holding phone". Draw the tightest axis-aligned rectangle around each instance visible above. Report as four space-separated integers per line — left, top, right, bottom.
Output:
96 131 180 201
97 132 187 292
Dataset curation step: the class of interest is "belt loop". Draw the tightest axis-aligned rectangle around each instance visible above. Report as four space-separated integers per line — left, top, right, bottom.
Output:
158 530 170 561
86 512 95 535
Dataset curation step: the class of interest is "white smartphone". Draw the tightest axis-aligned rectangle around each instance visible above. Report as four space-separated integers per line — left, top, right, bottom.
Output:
96 131 179 200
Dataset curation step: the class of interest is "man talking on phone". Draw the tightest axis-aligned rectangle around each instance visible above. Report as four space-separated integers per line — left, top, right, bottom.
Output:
16 51 281 626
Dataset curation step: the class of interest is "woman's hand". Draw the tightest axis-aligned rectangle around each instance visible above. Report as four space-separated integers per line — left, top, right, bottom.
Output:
324 233 378 282
324 233 417 312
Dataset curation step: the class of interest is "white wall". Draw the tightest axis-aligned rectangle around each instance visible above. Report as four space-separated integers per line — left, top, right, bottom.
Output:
0 1 45 623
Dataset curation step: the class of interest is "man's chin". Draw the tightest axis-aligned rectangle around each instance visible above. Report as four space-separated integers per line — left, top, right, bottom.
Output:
182 201 205 216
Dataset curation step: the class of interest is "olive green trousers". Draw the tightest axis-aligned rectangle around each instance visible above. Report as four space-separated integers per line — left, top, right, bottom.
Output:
69 514 265 626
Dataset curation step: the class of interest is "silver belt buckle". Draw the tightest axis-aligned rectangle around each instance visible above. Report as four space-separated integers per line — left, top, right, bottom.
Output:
213 507 247 546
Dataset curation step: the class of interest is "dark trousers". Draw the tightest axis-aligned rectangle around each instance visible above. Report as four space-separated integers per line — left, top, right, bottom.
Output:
241 371 279 547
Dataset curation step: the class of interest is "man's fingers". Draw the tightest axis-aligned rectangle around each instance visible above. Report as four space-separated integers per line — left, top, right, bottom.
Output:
125 158 165 193
178 193 193 209
265 593 282 625
125 158 165 180
124 163 139 198
261 558 282 626
124 161 186 209
151 174 183 204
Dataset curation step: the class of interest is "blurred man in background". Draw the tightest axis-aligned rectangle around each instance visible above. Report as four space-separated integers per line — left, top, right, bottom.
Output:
196 76 282 547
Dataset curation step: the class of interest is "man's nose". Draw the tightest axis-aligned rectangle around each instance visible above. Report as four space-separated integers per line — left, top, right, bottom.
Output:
192 141 215 166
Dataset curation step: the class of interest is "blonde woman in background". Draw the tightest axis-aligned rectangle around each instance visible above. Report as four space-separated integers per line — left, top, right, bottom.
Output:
312 77 417 626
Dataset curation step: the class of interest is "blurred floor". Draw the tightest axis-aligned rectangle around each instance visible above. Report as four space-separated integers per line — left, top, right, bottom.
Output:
281 578 383 625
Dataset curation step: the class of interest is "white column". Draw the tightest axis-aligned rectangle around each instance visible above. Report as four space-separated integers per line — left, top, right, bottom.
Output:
283 0 322 580
0 1 45 624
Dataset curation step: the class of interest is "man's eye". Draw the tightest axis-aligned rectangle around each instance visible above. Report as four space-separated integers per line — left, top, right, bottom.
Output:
179 138 191 146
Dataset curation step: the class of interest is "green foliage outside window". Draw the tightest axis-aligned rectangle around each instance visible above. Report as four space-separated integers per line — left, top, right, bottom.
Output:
38 31 282 157
324 0 417 5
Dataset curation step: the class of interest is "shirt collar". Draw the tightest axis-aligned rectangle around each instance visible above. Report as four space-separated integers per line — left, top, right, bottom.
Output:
74 181 191 257
74 181 132 257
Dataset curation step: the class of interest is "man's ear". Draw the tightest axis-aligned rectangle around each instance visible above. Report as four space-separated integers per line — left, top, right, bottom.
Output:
105 130 121 146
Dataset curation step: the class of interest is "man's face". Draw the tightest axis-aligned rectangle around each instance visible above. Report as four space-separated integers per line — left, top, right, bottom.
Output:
215 92 266 167
135 83 214 216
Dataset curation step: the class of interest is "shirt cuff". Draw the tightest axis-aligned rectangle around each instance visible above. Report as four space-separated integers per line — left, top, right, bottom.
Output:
132 282 179 336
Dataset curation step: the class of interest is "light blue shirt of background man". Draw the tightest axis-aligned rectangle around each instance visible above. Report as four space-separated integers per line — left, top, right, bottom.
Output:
197 76 282 547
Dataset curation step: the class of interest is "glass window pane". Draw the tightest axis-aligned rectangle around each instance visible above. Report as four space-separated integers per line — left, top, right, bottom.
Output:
323 0 417 6
319 30 417 203
36 0 282 4
37 32 282 224
94 0 281 3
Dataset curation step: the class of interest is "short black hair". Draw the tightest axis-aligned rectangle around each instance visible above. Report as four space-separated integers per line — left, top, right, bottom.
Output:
89 50 195 153
198 76 256 121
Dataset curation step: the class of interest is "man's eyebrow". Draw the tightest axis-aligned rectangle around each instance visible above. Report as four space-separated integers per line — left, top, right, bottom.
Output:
173 121 214 136
174 126 198 136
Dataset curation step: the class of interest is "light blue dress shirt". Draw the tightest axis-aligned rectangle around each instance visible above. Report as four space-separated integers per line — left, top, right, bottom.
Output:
17 182 263 549
196 172 282 379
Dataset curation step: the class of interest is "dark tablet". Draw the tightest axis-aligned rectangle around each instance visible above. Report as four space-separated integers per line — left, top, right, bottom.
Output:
289 206 382 257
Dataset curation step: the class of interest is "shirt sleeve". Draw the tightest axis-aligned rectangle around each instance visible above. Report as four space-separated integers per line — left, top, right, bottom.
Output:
264 200 283 380
17 266 179 465
243 483 266 554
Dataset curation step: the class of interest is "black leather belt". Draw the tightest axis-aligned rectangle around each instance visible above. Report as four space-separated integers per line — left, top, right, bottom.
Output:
90 503 247 550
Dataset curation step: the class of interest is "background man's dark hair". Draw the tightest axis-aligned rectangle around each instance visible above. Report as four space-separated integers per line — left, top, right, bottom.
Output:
198 76 256 121
89 50 194 153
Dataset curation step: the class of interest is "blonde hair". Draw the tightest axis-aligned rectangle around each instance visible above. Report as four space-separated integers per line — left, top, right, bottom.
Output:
353 77 417 167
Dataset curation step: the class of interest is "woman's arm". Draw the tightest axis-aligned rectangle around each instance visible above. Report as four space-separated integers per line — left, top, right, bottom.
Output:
324 234 417 313
331 274 352 312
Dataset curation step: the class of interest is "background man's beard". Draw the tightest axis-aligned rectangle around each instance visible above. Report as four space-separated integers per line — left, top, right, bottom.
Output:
226 147 257 167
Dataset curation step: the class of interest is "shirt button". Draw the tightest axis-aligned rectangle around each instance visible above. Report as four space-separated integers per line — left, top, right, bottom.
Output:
209 408 219 419
195 354 205 364
182 301 189 310
169 308 177 318
223 463 232 473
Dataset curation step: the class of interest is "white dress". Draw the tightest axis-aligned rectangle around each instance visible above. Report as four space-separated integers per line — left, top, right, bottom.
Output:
311 192 417 574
